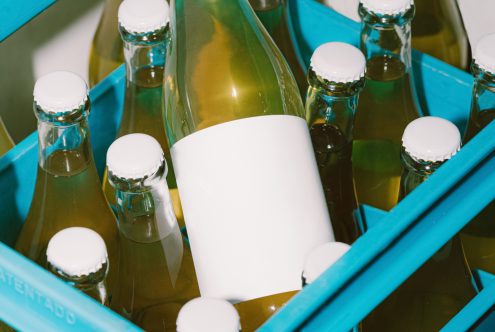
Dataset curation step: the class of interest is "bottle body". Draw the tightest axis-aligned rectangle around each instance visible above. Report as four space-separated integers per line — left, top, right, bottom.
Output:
0 116 14 157
88 0 124 87
352 6 422 211
412 0 468 70
164 0 333 302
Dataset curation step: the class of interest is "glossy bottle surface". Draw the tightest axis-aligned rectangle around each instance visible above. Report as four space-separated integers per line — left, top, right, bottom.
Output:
353 5 422 211
0 116 14 157
88 0 124 87
412 0 468 70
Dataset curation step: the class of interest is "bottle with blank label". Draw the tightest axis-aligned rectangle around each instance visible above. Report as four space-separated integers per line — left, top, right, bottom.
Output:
306 42 366 244
363 117 476 331
47 227 110 306
177 298 241 332
164 0 334 304
353 0 423 211
107 133 199 330
460 33 495 275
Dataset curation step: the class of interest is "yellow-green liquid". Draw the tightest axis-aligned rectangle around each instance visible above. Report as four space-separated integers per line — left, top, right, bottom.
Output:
234 290 297 331
111 227 199 330
412 0 468 70
0 117 14 157
88 0 123 87
103 67 184 227
15 150 119 291
352 57 420 211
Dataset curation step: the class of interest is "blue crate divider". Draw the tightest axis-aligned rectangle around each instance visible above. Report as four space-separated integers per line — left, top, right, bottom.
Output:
0 0 494 330
0 0 56 41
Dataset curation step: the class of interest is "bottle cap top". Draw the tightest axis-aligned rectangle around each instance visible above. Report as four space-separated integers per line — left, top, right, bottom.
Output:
118 0 170 34
360 0 413 15
33 71 88 114
402 116 461 162
310 42 366 83
177 298 241 332
107 133 165 180
302 242 351 285
47 227 108 277
474 33 495 75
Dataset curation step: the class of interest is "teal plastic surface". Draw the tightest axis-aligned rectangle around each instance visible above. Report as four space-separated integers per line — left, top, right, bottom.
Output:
0 0 55 41
1 0 494 330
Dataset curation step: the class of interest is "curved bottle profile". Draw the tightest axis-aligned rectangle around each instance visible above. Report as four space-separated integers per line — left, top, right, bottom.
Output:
363 117 476 331
306 42 366 244
352 0 423 211
164 0 334 303
15 71 119 292
107 133 199 330
0 116 14 157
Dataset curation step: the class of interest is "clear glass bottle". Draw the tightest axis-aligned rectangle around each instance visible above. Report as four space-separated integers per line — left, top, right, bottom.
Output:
0 116 14 157
306 42 366 244
177 298 241 332
412 0 468 70
460 33 495 274
47 227 109 305
249 0 308 97
88 0 124 87
363 116 476 331
164 0 334 303
15 71 119 291
234 241 350 331
352 0 423 211
102 0 184 227
107 133 199 330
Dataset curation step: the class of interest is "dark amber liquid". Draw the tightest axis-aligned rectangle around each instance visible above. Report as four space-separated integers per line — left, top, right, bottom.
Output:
310 123 359 243
234 290 297 331
353 56 420 211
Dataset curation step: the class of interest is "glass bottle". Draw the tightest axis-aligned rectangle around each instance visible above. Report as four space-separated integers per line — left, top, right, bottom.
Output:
0 116 14 157
88 0 124 87
352 0 423 211
177 298 241 332
164 0 334 303
107 133 199 330
235 241 350 331
363 116 476 331
47 227 109 305
306 42 366 244
249 0 308 97
102 0 184 227
460 33 495 274
412 0 468 70
15 71 119 290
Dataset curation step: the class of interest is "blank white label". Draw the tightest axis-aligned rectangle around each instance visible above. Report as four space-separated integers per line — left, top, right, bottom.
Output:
171 115 334 302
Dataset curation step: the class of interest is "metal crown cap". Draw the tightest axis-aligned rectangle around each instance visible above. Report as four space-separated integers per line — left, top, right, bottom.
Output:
33 71 88 114
474 33 495 75
310 42 366 83
118 0 170 34
302 242 351 285
402 116 461 162
47 227 108 277
176 298 241 332
107 133 165 180
360 0 413 15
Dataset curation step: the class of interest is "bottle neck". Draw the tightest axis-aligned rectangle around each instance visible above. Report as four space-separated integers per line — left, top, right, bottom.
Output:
359 4 414 73
399 150 444 199
35 102 92 176
110 164 179 243
49 262 109 306
466 64 495 140
120 26 168 85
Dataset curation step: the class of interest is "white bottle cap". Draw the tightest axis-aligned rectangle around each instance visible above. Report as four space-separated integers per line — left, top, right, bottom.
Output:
47 227 108 277
402 116 461 162
176 298 241 332
310 42 366 83
118 0 170 34
474 33 495 75
107 133 165 180
360 0 413 15
33 71 88 114
302 242 351 285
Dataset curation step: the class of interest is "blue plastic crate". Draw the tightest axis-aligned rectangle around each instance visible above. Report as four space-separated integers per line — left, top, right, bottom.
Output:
0 0 55 41
1 0 495 330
